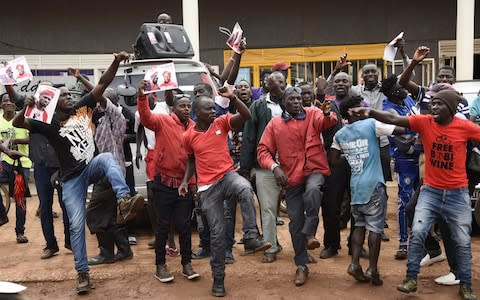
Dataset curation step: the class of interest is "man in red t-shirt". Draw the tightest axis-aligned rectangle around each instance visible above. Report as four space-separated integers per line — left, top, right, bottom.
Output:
350 90 478 300
179 86 270 297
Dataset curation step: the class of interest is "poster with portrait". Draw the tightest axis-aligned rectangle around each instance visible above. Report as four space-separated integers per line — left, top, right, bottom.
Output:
143 62 178 94
0 57 33 85
25 85 60 124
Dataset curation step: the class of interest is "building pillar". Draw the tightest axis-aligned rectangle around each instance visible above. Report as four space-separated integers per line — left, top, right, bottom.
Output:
456 0 475 80
182 0 200 61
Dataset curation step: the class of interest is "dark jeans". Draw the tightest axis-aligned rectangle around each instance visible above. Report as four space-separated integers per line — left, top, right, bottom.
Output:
0 161 30 236
199 172 259 278
285 173 326 266
152 177 193 266
199 199 236 251
35 164 70 249
322 159 350 249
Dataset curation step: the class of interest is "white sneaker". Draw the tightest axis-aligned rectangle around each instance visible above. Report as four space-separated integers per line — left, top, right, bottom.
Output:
420 253 446 267
434 272 460 286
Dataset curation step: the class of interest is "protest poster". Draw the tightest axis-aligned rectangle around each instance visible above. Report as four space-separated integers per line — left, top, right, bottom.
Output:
143 62 178 93
25 84 60 124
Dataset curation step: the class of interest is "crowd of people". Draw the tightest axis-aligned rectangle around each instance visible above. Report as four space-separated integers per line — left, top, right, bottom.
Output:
0 12 479 300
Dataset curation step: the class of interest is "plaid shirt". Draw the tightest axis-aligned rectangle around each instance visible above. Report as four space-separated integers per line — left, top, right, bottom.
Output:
94 99 127 175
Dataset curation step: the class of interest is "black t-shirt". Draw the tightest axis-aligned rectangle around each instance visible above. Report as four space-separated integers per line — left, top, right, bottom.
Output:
29 93 97 182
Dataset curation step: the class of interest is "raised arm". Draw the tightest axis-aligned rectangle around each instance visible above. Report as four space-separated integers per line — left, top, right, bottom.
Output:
219 86 251 128
325 53 350 95
68 68 94 92
394 38 415 80
398 46 430 98
136 80 161 131
91 52 130 104
349 107 410 128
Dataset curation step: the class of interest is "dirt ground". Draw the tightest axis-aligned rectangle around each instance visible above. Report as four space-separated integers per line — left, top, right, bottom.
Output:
1 182 480 300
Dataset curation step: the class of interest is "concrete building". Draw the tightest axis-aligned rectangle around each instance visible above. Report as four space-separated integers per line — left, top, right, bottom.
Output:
0 1 478 87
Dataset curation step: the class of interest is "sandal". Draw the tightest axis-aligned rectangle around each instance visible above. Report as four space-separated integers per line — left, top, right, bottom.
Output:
261 252 277 263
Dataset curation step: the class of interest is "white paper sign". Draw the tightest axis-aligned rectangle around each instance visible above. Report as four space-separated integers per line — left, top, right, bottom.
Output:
143 62 178 94
383 32 404 62
0 57 33 85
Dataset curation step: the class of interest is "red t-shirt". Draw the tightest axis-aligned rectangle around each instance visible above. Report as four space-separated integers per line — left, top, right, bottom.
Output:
183 114 234 186
408 114 480 189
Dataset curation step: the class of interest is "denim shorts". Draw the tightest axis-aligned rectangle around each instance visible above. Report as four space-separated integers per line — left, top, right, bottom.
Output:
351 183 386 233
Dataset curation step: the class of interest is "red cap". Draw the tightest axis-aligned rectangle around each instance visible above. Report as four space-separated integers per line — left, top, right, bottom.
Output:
40 89 55 99
272 62 290 71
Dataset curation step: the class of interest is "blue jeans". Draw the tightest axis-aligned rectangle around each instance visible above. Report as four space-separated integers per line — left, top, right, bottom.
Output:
394 159 419 246
62 153 131 273
199 172 259 278
35 164 70 249
407 185 472 285
0 161 30 236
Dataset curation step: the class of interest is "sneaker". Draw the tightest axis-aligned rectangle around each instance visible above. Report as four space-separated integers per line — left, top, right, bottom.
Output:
347 264 370 283
394 247 408 260
435 272 460 286
225 250 235 264
397 278 417 294
365 268 383 286
16 234 28 244
0 216 8 227
117 194 144 223
459 284 477 300
319 247 338 259
420 253 446 267
294 265 309 286
182 263 200 280
155 264 174 283
244 238 272 254
128 236 137 245
41 247 59 259
306 236 320 250
76 271 92 294
192 247 210 259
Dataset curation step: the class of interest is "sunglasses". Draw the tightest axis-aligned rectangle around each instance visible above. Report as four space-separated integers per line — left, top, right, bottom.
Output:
174 93 191 100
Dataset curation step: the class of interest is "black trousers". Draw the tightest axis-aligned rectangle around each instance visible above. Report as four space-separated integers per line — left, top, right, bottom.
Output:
152 177 193 266
322 159 350 249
